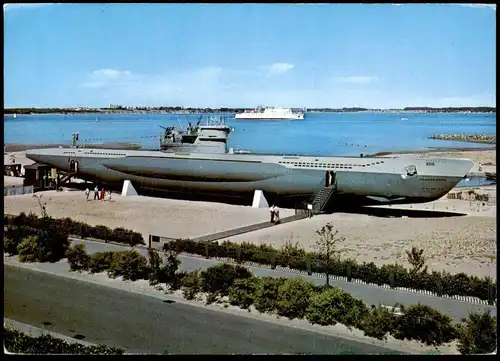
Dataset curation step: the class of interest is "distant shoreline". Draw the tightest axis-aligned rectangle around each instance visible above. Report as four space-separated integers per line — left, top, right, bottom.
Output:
3 106 497 115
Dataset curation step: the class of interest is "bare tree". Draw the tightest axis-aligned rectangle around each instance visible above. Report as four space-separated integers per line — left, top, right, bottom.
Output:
32 194 48 218
315 222 345 285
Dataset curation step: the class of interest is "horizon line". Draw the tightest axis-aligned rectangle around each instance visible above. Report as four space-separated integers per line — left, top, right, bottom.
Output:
4 106 497 110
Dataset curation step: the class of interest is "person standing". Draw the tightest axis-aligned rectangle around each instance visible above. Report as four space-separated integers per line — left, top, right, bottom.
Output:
100 187 105 201
85 187 90 200
94 185 99 200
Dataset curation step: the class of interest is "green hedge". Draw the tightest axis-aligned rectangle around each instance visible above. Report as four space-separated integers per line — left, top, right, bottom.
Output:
162 239 496 303
65 246 496 353
4 215 71 263
4 326 124 354
5 213 144 247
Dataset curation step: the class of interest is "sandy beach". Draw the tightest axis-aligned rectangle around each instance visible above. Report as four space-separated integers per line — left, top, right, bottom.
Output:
4 148 496 279
3 191 295 240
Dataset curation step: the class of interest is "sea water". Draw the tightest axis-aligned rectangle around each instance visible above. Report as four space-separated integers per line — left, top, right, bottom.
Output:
3 112 496 157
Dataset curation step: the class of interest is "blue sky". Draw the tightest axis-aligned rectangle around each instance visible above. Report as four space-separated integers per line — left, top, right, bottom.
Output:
4 3 496 108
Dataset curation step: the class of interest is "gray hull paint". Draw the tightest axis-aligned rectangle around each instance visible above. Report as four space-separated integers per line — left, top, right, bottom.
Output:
25 149 472 206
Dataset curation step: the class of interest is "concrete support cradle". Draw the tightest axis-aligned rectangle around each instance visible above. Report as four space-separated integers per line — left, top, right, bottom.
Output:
251 189 269 208
121 180 138 196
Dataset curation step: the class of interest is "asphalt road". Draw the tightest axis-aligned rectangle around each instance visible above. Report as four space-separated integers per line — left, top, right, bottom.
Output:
4 265 404 355
70 239 497 321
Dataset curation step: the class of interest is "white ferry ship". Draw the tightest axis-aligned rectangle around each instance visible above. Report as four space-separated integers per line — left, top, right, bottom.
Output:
234 106 305 120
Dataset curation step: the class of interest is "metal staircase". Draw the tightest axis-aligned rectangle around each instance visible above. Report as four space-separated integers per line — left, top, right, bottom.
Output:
312 185 338 214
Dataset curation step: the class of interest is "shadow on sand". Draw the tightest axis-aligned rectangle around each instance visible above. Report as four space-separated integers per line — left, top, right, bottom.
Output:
339 206 467 218
55 182 467 218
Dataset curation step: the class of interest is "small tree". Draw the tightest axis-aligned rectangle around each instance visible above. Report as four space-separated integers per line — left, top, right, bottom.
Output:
32 194 48 218
406 246 428 274
315 223 345 285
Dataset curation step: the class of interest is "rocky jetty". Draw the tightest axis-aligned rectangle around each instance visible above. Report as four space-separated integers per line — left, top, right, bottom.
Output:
430 134 496 144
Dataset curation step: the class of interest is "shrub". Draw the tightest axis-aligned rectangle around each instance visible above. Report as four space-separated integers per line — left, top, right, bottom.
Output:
160 238 494 302
3 326 124 354
107 250 150 281
148 248 163 285
148 249 181 285
4 216 69 262
275 277 314 319
34 216 71 263
457 310 497 354
8 212 145 246
4 237 19 256
392 303 457 346
201 263 252 296
306 286 369 328
181 271 202 300
170 271 189 291
65 244 90 271
110 227 144 246
4 226 41 256
359 305 398 340
228 277 260 309
17 235 43 263
12 212 29 227
90 225 111 241
88 251 116 274
254 277 286 314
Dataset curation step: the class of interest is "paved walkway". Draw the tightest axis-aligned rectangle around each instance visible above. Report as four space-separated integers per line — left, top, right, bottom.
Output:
190 213 309 243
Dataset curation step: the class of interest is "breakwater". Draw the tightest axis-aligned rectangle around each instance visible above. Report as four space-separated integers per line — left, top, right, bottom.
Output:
430 134 496 144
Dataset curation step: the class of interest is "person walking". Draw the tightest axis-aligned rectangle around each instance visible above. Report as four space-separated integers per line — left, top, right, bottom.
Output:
94 185 99 200
274 205 280 225
100 187 105 201
269 204 275 224
85 187 90 200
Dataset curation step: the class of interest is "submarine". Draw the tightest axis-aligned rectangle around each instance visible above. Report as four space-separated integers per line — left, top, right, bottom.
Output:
25 121 473 210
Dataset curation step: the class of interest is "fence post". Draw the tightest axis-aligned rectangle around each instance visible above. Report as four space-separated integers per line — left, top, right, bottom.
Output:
148 235 152 250
204 243 209 259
